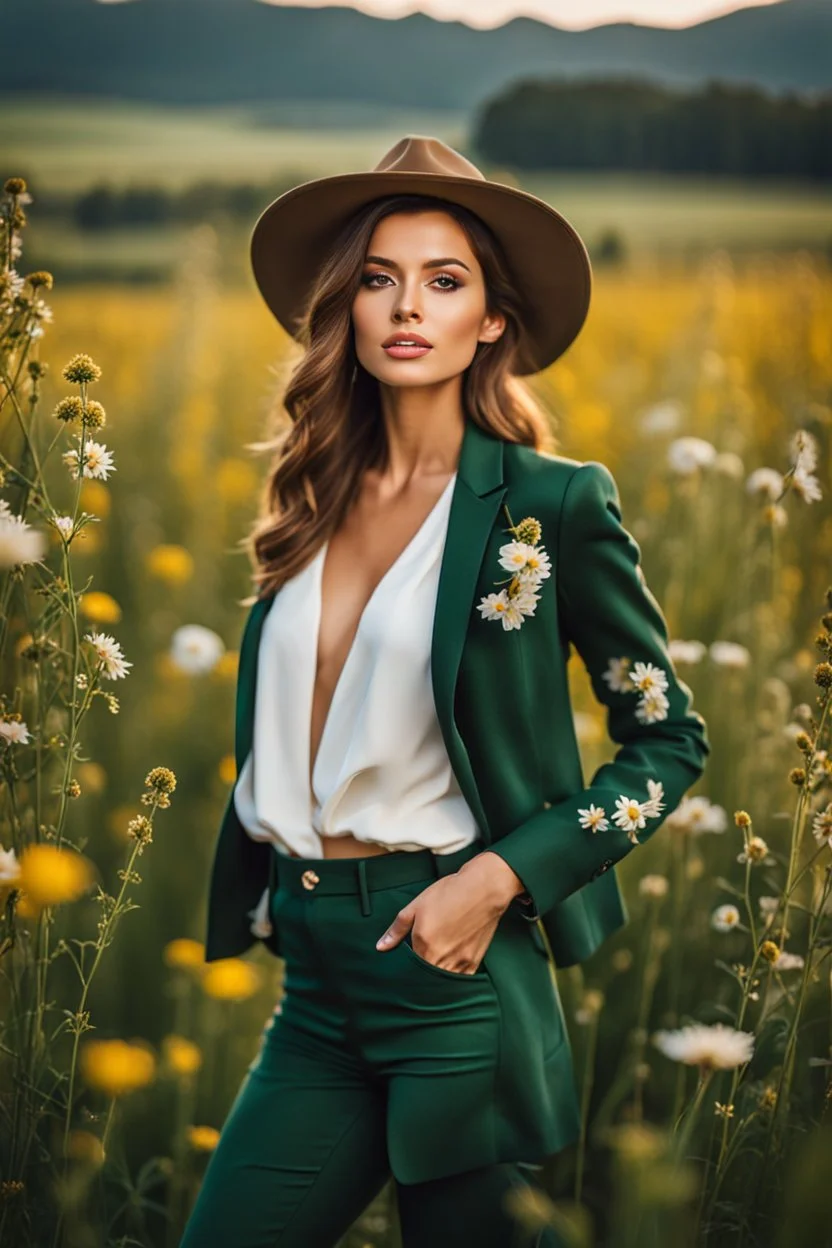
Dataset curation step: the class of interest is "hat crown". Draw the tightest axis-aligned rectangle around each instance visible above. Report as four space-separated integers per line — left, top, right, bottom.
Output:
372 135 485 183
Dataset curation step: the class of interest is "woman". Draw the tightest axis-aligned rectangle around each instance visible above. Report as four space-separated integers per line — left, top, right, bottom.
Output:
181 136 710 1247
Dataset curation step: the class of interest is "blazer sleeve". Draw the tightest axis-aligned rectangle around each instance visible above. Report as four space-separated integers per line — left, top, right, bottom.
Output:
486 459 711 919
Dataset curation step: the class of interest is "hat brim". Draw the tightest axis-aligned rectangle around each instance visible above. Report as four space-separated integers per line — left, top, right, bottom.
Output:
250 169 591 376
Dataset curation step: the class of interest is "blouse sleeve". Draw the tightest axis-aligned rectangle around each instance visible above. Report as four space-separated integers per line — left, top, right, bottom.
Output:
487 459 711 919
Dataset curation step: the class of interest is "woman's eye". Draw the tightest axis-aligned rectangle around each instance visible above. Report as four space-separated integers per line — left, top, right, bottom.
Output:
360 273 460 291
432 274 460 290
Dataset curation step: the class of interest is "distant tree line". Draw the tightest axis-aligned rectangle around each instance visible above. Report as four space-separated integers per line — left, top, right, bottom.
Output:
21 76 830 238
473 78 832 179
27 175 307 231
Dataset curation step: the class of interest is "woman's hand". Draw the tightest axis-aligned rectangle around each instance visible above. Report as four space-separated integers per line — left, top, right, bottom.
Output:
374 851 526 974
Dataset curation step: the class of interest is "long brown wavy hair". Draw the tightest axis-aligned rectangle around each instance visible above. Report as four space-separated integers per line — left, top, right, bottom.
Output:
240 193 558 606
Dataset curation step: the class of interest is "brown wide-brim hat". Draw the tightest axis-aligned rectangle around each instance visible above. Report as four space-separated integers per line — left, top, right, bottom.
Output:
250 135 592 377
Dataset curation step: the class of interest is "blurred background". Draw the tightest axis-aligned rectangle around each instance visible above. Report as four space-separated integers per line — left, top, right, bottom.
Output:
1 1 831 1245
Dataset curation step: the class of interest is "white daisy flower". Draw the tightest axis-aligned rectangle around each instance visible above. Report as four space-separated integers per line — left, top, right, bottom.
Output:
247 885 273 939
771 949 804 971
578 803 609 833
477 590 525 631
497 541 551 582
0 844 22 887
652 1023 754 1071
639 874 668 898
602 657 634 693
62 440 116 481
711 904 740 932
667 436 718 475
641 778 666 818
746 468 784 500
790 429 818 474
630 661 669 695
84 631 133 680
736 836 774 866
665 795 727 836
170 625 225 675
612 795 649 843
791 464 822 504
758 895 779 919
511 581 542 617
634 689 670 724
2 270 26 302
709 641 751 669
0 718 31 745
0 510 47 569
668 639 707 665
639 399 683 436
714 452 744 480
52 515 75 539
811 805 832 847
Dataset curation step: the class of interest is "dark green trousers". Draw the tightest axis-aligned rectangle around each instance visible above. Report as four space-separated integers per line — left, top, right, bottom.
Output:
180 841 575 1247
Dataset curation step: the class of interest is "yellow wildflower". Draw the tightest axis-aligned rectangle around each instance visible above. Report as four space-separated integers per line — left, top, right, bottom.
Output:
146 544 194 586
163 938 206 971
79 592 122 625
80 1039 157 1097
218 754 237 786
201 958 262 1001
162 1035 203 1077
79 480 111 517
18 843 96 909
187 1126 220 1152
66 1129 106 1168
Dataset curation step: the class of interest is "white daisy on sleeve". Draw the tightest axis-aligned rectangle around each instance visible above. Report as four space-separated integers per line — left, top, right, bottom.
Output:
634 689 670 724
602 657 634 693
630 661 669 695
612 795 650 843
641 778 666 818
578 803 609 833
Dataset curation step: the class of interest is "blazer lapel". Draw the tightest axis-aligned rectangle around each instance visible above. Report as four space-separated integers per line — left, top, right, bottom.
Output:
232 416 507 841
430 417 506 842
234 594 272 775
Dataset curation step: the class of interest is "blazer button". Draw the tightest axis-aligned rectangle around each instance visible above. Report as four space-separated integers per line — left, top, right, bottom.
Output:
590 858 614 881
542 800 552 810
301 869 320 891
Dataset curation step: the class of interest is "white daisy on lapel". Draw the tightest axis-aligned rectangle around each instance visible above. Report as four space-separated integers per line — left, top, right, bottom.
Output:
478 513 549 632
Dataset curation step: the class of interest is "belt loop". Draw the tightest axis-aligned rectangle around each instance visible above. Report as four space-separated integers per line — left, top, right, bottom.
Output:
357 858 371 916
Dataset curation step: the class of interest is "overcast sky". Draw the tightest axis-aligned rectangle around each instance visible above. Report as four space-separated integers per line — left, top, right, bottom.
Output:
258 0 783 30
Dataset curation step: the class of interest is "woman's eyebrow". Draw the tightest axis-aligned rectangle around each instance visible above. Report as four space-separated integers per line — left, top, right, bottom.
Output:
364 255 471 274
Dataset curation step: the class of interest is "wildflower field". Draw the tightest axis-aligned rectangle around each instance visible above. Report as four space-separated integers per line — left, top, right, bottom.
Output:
1 171 831 1248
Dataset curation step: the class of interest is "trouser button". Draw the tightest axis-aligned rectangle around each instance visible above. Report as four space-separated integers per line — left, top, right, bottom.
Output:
301 869 320 891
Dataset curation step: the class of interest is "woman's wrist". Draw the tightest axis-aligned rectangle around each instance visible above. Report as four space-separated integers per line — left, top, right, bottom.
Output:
457 849 527 911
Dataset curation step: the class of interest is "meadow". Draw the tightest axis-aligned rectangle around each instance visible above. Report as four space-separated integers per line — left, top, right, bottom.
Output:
0 126 831 1247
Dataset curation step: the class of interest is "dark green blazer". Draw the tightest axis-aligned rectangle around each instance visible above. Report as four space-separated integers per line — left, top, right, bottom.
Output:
204 415 710 967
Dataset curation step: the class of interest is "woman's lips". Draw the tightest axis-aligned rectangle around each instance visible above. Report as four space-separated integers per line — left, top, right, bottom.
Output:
382 344 433 358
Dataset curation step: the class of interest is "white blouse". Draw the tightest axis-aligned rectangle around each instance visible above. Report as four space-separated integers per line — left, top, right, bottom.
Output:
233 471 481 935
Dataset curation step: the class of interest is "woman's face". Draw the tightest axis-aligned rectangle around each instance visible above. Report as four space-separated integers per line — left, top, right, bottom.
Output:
351 209 505 388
